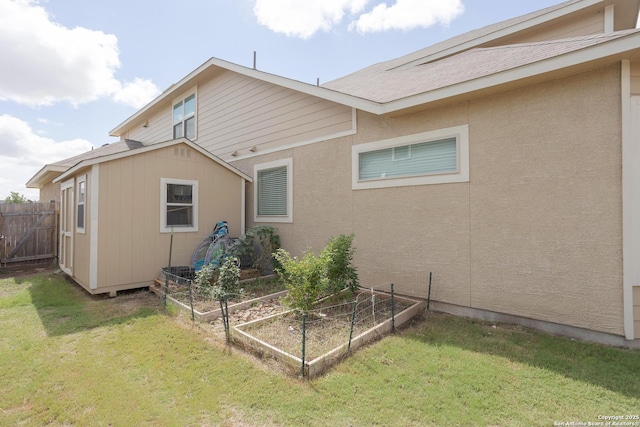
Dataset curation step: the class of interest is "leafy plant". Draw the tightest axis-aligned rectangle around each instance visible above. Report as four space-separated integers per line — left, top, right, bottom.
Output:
275 248 329 312
322 234 358 295
194 263 218 300
231 225 280 273
275 234 359 312
194 257 241 300
217 256 241 297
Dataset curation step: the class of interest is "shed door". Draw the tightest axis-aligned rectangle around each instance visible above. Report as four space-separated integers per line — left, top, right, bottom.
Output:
59 178 74 275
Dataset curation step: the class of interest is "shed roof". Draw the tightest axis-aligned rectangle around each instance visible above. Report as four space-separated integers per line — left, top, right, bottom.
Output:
26 139 145 189
52 138 252 184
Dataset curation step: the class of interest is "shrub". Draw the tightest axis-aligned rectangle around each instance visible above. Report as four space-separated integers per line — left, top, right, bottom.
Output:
194 257 241 300
322 234 358 295
275 248 329 312
230 225 280 273
275 234 359 312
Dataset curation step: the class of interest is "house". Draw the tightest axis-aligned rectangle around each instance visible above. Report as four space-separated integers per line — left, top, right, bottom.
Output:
28 0 640 346
27 138 250 296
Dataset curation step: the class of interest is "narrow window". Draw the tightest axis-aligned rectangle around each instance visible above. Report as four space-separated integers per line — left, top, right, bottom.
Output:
173 92 196 140
76 175 86 233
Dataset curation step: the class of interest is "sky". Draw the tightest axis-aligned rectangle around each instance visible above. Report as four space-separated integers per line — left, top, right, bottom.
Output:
0 0 628 200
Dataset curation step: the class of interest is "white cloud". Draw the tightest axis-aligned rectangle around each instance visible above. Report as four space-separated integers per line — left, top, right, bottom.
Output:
350 0 465 33
0 115 94 200
112 78 161 109
252 0 464 38
253 0 370 39
0 0 159 108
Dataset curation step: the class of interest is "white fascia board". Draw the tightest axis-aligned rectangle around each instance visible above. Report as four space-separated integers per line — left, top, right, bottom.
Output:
382 32 640 115
53 139 252 184
392 0 603 71
26 165 68 188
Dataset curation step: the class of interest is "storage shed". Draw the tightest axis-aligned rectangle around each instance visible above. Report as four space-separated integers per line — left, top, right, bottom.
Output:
51 138 251 296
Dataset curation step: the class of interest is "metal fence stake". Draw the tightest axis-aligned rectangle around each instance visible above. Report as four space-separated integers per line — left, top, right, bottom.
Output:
301 313 306 378
348 300 358 353
391 283 395 333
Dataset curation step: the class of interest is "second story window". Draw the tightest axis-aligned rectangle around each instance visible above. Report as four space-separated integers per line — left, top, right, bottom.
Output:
173 93 196 139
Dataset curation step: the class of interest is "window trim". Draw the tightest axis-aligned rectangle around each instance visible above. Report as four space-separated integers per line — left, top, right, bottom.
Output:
76 175 86 234
352 124 469 190
160 178 199 233
172 88 197 140
254 158 293 223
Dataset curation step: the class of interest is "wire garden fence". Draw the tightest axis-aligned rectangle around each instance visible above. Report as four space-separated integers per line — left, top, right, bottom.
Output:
235 285 419 378
156 267 285 322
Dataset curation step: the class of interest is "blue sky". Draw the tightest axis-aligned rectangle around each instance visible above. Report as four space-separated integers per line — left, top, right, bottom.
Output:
0 0 602 199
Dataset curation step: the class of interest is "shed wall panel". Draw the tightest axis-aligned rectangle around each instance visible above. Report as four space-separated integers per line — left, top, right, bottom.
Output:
95 144 244 292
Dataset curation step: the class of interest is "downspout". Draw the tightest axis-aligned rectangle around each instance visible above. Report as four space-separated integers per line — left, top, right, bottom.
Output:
621 59 635 340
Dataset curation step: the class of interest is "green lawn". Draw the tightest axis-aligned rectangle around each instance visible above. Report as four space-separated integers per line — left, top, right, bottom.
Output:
1 273 639 426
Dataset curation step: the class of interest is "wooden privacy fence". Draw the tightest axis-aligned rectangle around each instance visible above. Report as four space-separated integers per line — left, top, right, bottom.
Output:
0 202 58 266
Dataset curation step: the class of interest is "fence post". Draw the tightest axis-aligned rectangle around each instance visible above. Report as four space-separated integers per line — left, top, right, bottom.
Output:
164 232 174 307
427 272 432 311
188 280 195 321
301 313 306 378
391 283 395 333
348 300 358 353
224 295 230 343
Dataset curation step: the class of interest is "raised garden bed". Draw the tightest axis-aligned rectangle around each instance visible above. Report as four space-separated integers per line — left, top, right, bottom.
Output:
150 266 286 321
232 289 424 378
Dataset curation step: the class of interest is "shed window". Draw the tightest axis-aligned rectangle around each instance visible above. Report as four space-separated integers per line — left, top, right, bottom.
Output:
76 175 86 233
254 158 293 223
173 92 196 140
161 178 198 232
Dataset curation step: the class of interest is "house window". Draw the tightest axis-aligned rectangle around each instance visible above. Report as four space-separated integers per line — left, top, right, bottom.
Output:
352 125 469 190
161 178 198 232
76 175 86 233
173 92 196 140
254 158 293 223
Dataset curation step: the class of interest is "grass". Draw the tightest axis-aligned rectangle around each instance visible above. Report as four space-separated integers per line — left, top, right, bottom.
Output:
1 272 639 426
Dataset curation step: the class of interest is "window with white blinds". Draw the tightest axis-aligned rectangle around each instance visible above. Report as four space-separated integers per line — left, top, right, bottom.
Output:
352 125 469 190
254 158 293 223
258 166 287 216
359 137 457 181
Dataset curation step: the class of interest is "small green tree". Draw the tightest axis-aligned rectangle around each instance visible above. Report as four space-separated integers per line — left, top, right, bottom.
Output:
275 248 329 312
275 234 359 312
5 192 28 203
322 234 359 295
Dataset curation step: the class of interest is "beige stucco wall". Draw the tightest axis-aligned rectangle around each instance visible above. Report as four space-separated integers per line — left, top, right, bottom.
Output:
38 181 60 204
88 143 245 293
468 64 622 335
634 287 640 339
232 63 624 335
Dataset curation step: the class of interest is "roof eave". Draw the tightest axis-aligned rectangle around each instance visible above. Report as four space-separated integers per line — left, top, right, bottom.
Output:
26 165 68 189
53 138 252 184
391 0 604 71
380 32 640 115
